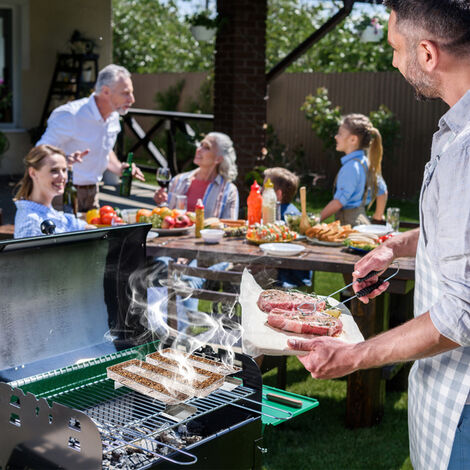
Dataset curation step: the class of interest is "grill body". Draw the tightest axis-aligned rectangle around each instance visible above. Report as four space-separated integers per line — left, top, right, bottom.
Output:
0 228 268 469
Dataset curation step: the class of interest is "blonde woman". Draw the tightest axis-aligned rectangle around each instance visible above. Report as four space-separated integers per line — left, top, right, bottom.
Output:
320 114 388 226
153 132 239 219
13 145 88 238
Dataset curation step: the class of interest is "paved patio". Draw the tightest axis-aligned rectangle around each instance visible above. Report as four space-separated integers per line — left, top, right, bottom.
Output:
0 175 158 225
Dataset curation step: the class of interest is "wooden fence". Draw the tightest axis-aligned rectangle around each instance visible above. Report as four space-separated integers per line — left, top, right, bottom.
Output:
132 72 448 199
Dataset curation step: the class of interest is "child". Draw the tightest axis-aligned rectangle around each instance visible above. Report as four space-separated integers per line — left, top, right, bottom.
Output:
320 114 388 226
264 167 312 289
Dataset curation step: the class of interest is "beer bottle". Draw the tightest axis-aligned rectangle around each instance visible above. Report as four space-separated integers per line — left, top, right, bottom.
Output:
63 165 78 215
119 152 134 197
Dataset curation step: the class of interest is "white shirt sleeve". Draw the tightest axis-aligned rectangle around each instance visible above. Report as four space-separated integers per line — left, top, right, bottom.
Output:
36 110 75 149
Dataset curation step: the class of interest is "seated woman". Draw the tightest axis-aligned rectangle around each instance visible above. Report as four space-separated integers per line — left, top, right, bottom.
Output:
320 114 388 226
13 145 88 238
153 132 239 219
151 132 239 330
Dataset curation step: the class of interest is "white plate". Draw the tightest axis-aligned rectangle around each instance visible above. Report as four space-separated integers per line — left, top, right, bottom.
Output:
150 226 193 236
353 224 393 236
306 237 344 247
259 243 305 257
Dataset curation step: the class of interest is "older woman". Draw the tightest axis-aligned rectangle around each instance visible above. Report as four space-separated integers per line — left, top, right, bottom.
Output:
13 145 88 238
153 132 239 219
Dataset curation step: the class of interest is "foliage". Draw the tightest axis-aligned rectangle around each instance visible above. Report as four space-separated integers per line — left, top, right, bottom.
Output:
370 104 402 158
301 87 342 152
185 10 218 28
302 87 401 157
112 0 214 73
244 124 306 188
266 0 393 73
112 0 393 74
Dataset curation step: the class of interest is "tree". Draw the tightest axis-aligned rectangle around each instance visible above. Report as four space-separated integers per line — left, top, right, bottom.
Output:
112 0 214 72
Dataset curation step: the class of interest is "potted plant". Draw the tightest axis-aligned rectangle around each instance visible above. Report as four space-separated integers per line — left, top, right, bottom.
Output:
186 10 219 42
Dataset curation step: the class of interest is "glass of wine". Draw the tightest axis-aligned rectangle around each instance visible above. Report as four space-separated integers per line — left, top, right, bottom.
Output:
156 167 171 189
156 167 171 206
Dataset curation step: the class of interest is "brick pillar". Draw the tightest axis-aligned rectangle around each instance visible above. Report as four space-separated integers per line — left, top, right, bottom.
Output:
215 0 267 210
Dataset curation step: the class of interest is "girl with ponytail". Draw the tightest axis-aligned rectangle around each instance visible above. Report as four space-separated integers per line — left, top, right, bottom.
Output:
319 113 388 226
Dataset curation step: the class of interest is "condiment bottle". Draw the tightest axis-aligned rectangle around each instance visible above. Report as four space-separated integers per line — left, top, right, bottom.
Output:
195 198 204 238
247 180 262 226
262 178 277 224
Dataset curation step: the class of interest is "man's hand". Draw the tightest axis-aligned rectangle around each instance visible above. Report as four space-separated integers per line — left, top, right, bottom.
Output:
121 162 145 182
153 187 168 205
67 149 90 164
288 337 358 379
352 243 395 303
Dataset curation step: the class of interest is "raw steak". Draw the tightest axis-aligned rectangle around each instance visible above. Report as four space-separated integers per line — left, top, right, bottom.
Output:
257 290 326 313
267 308 343 337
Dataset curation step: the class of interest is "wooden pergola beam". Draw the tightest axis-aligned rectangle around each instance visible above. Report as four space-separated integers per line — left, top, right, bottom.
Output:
266 0 384 83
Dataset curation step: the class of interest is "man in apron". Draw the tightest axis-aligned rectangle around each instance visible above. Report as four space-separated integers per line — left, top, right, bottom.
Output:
288 2 470 468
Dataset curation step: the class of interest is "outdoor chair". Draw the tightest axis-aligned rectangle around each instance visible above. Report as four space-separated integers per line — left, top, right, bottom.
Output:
166 260 287 389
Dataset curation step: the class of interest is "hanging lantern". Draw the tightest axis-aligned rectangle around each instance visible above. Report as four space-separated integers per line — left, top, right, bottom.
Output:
360 18 384 43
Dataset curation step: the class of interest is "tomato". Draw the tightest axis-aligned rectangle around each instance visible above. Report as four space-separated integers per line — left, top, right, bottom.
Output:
86 209 100 224
89 217 101 225
136 209 152 222
101 213 116 225
113 217 124 224
100 205 115 218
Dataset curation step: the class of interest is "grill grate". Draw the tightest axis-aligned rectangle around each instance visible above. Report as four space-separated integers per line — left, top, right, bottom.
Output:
39 376 259 468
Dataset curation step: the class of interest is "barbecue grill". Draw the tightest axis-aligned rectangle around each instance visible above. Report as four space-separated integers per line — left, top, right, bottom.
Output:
0 225 317 469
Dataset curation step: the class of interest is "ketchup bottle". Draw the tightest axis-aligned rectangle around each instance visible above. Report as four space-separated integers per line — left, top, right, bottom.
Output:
247 181 262 226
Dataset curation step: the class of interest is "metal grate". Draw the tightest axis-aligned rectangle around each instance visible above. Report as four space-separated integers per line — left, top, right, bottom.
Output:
41 376 259 468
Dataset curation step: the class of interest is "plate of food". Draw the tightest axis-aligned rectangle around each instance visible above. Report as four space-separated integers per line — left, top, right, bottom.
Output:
305 220 357 245
259 243 306 257
343 232 380 252
353 224 392 236
246 223 298 245
239 270 364 356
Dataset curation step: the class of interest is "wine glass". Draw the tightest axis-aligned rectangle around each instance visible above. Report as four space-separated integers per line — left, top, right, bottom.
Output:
156 167 171 190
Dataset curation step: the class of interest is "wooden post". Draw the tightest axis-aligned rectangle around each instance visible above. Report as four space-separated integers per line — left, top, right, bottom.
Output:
346 293 389 428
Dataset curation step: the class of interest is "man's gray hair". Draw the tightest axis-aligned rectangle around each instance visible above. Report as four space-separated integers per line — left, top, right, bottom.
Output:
95 64 131 93
209 132 238 182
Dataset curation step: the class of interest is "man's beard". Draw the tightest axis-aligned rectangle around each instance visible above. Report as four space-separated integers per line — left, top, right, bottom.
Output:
404 52 440 102
117 106 130 116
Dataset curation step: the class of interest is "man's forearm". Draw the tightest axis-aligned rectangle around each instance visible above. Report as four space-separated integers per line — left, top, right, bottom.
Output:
351 312 459 371
320 199 342 222
385 227 419 259
107 150 123 175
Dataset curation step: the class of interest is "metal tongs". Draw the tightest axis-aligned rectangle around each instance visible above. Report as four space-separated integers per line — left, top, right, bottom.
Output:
296 264 400 314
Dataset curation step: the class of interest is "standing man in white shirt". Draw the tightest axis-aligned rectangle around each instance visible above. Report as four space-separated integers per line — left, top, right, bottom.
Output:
37 64 145 212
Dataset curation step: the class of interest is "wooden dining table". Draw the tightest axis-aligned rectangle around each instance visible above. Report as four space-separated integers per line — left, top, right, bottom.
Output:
147 234 416 428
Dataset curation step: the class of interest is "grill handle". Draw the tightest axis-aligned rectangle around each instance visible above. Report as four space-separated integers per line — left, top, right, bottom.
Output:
228 395 294 421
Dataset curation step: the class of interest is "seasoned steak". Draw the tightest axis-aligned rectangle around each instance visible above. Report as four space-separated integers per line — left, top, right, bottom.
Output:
257 289 325 313
267 308 343 337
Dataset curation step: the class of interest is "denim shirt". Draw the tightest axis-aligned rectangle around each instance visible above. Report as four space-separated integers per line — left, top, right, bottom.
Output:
14 200 87 238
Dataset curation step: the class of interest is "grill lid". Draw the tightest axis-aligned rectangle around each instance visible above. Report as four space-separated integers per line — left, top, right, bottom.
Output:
0 224 151 382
